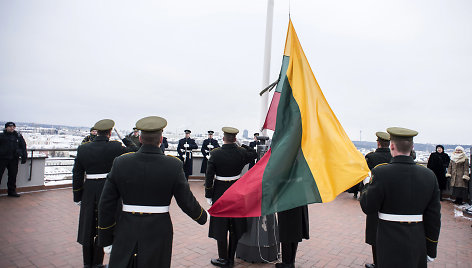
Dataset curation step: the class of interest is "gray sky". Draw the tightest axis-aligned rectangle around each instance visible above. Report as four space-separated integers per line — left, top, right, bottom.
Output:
1 0 471 144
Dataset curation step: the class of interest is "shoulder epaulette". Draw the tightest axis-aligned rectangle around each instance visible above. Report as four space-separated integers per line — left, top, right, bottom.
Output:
120 152 135 156
373 163 389 169
167 155 180 160
81 141 91 145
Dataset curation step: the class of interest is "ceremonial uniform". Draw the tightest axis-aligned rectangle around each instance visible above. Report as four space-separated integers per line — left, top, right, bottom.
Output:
248 133 260 170
360 127 441 268
160 136 168 153
81 134 97 144
72 119 137 267
205 127 257 267
201 132 220 173
177 132 198 179
127 133 141 148
98 116 207 268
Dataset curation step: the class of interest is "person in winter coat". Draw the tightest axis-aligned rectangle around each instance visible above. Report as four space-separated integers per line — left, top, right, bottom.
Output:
446 146 470 204
0 122 27 197
427 145 451 200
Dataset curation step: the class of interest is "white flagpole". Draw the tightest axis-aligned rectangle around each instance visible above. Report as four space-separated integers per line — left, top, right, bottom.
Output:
260 0 274 136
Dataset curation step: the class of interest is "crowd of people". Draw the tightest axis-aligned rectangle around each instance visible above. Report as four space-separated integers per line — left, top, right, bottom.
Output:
2 118 471 268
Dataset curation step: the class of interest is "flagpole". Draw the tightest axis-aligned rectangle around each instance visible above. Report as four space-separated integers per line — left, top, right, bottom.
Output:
260 0 274 136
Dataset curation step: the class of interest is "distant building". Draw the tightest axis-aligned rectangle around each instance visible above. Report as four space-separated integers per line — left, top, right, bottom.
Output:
243 129 248 139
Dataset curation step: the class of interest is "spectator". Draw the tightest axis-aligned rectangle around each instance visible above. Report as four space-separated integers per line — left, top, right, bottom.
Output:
446 146 470 204
0 122 27 197
427 145 450 201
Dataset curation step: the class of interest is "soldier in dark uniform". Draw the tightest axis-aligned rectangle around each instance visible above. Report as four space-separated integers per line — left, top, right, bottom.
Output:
177 130 198 180
360 127 441 268
205 127 257 267
276 206 309 268
248 133 260 170
98 116 207 268
81 127 98 144
201 130 220 173
72 119 137 268
0 122 27 197
126 127 141 148
363 131 392 268
160 136 168 153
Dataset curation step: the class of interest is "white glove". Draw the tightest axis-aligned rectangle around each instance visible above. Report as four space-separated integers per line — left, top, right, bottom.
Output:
208 145 214 149
104 245 112 254
206 198 213 205
205 155 209 159
363 172 372 184
184 143 189 148
75 201 81 206
427 256 434 262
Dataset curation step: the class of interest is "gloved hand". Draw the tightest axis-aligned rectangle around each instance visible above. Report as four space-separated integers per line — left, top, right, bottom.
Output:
184 143 189 148
363 172 372 184
21 158 27 164
75 201 81 206
205 155 209 160
206 198 213 206
427 256 434 262
208 145 214 149
104 245 112 254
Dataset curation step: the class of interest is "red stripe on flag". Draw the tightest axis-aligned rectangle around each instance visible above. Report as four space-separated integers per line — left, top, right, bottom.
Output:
262 92 281 131
208 149 272 218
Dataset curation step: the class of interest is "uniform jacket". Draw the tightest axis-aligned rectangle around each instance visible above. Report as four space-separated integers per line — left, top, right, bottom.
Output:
205 143 257 240
0 130 27 160
127 133 141 149
364 147 392 245
360 155 441 268
160 137 168 153
72 135 137 245
446 158 470 188
81 134 96 144
248 140 260 169
98 144 206 268
200 138 220 173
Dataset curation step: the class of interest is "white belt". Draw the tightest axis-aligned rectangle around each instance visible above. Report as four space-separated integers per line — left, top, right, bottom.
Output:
122 204 169 214
215 175 241 181
378 212 423 222
86 173 108 179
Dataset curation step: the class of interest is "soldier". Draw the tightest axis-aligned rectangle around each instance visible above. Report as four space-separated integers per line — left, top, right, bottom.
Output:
201 130 220 173
205 127 257 267
363 132 393 268
127 127 141 148
0 122 27 197
98 116 207 268
360 127 441 268
72 119 137 268
276 206 309 268
81 127 98 144
160 136 168 153
177 130 198 180
248 133 260 170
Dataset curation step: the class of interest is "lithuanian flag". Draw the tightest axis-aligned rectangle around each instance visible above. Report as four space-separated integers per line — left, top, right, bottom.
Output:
208 19 370 217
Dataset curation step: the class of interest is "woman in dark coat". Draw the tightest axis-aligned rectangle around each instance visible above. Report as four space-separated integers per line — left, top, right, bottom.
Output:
427 145 450 200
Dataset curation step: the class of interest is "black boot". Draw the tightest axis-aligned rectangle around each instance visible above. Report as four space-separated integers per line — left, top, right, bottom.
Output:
211 240 228 267
211 258 228 267
7 192 20 197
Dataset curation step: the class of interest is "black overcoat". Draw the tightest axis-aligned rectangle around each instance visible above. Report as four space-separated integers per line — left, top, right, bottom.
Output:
205 143 257 241
364 147 392 245
200 138 220 173
360 155 441 268
277 205 309 243
177 138 198 178
427 152 450 190
98 145 207 268
72 135 136 245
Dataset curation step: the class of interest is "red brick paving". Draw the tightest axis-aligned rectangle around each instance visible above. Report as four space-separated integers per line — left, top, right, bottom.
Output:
0 182 471 267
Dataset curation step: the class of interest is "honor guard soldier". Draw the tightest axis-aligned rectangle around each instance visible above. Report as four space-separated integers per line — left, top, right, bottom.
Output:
177 130 198 180
205 127 257 267
98 116 207 268
127 127 141 148
201 130 220 173
248 133 260 170
360 127 441 268
363 132 393 268
72 119 137 268
160 136 168 153
81 127 98 144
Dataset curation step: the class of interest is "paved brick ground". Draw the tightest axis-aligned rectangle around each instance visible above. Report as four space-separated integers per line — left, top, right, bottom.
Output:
0 182 471 268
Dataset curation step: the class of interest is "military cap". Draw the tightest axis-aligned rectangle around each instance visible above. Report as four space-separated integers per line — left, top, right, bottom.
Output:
135 116 167 132
222 127 239 134
93 119 115 131
208 130 214 134
184 129 191 134
5 122 15 128
375 131 390 141
89 127 96 132
254 133 260 137
386 127 418 141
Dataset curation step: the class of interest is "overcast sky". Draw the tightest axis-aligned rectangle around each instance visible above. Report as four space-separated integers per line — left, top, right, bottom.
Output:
1 1 471 144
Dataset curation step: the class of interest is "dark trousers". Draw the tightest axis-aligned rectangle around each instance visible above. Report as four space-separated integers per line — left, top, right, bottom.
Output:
217 234 238 262
0 158 19 193
281 242 298 264
372 245 377 265
82 240 104 266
